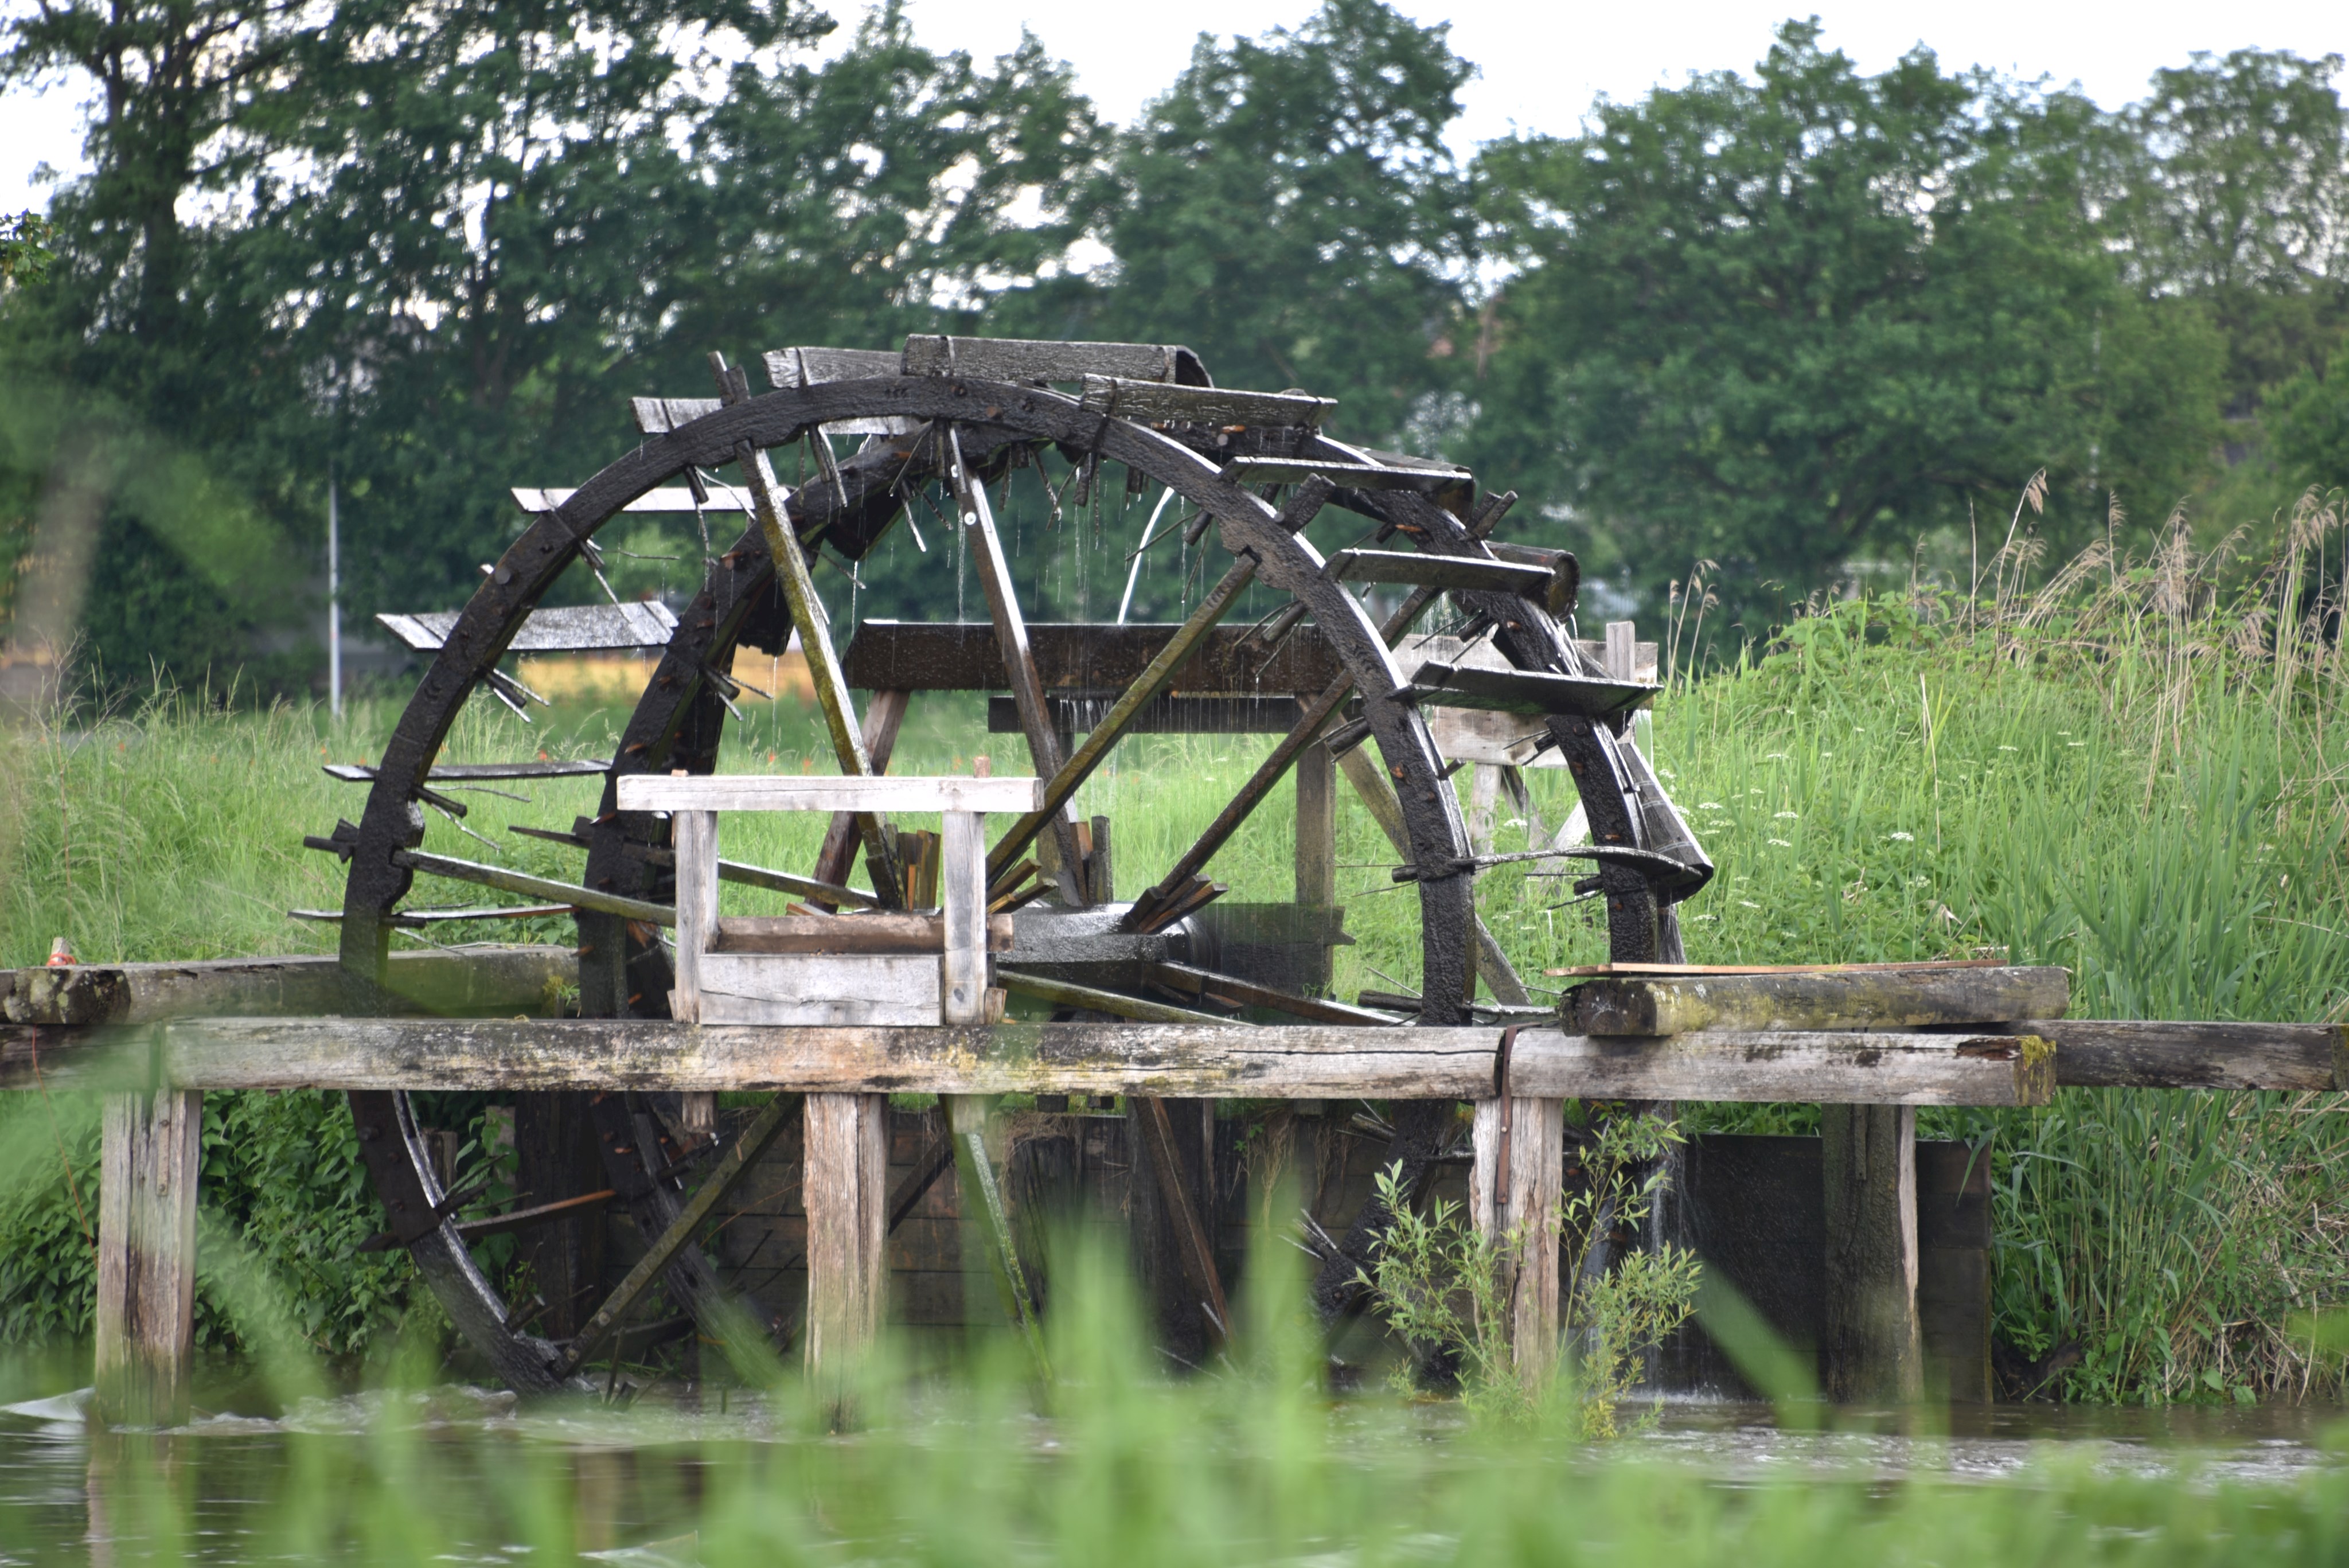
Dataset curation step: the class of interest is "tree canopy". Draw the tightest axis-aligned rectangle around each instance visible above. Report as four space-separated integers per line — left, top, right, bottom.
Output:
2 4 2343 684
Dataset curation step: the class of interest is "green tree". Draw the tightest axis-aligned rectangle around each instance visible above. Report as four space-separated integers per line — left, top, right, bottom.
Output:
2121 49 2349 419
1056 0 1476 446
1464 22 2223 626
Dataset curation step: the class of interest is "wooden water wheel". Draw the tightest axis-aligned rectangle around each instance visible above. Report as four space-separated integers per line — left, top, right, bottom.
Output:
325 335 1714 1388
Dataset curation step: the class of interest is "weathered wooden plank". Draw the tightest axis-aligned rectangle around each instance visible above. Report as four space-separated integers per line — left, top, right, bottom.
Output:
1821 1103 1921 1403
396 849 672 925
906 337 1187 384
1408 662 1657 720
695 953 943 1027
2 1020 2055 1103
617 773 1045 816
986 693 1309 736
763 346 904 388
376 602 677 654
2007 1019 2348 1090
1135 1095 1230 1345
1570 966 2071 1035
1472 1093 1564 1383
713 911 1013 955
842 621 1345 695
1076 376 1334 428
510 485 754 514
1140 962 1394 1026
670 809 718 1024
803 1091 889 1378
940 810 989 1027
1227 457 1465 491
95 1089 201 1426
326 759 612 782
1 947 571 1026
1326 550 1552 596
1295 740 1337 912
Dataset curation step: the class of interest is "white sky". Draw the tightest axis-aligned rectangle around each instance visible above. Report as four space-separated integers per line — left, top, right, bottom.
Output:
3 0 2341 212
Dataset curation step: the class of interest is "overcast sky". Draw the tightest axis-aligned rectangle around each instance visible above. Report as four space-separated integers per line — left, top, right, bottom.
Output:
3 0 2340 212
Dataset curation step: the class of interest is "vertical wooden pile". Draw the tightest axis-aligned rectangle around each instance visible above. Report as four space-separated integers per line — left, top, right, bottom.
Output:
95 1089 202 1426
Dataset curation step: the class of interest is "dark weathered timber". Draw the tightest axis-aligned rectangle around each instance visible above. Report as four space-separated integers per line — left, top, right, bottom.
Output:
1408 662 1659 720
1226 457 1465 492
2007 1018 2348 1090
0 947 570 1026
1324 549 1554 596
842 621 1347 696
376 602 677 654
1570 966 2071 1035
395 849 673 925
1135 1094 1231 1347
559 1091 797 1375
1142 962 1398 1026
908 337 1196 384
987 693 1310 736
95 1089 201 1426
1821 1103 1922 1403
1077 376 1333 428
713 912 1014 955
325 759 612 782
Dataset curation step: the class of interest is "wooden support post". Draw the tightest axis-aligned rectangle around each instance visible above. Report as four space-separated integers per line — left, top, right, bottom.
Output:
811 689 909 899
1820 1102 1921 1402
669 808 717 1024
1472 1093 1563 1384
1465 763 1499 858
801 1091 889 1378
940 810 988 1026
514 1092 606 1339
95 1089 201 1427
1295 738 1336 994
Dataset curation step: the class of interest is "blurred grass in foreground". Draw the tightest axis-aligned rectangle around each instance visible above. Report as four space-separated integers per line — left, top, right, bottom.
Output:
7 1226 2349 1566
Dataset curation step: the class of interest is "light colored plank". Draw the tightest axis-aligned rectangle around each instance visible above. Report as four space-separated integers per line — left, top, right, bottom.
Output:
670 809 717 1024
941 810 986 1026
803 1091 889 1377
906 336 1183 383
376 602 678 653
0 946 571 1025
95 1090 201 1427
714 912 1012 954
13 1020 2055 1103
1472 1094 1564 1383
1294 740 1336 910
618 773 1044 816
695 953 942 1027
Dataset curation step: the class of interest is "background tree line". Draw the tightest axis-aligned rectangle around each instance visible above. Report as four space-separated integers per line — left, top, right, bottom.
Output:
1 0 2344 688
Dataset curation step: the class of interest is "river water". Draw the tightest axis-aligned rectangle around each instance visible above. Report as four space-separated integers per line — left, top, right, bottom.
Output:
3 1379 2342 1563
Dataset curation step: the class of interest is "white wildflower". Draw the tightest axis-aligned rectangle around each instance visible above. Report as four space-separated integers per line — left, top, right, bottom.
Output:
1738 899 1761 909
1774 810 1798 819
1768 837 1793 847
1764 752 1788 761
1887 831 1914 842
1998 745 2018 752
1699 801 1725 810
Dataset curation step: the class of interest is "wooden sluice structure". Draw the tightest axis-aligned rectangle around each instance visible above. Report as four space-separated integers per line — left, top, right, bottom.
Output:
7 949 2342 1421
9 332 2343 1424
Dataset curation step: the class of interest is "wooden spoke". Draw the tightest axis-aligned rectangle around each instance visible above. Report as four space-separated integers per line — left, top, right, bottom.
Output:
986 476 1335 884
946 424 1092 904
717 352 904 908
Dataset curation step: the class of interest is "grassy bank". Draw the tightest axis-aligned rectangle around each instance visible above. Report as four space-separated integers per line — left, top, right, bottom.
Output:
3 497 2346 1401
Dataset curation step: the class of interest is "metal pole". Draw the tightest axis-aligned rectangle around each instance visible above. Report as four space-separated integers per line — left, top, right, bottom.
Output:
327 469 342 721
